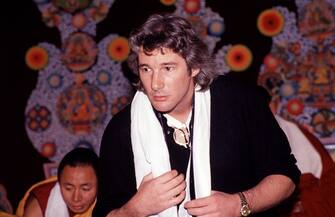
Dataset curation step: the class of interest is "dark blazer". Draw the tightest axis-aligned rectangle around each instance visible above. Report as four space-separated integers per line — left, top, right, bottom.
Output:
93 76 301 217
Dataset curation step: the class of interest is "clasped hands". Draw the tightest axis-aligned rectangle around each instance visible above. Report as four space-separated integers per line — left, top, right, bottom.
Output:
127 170 240 217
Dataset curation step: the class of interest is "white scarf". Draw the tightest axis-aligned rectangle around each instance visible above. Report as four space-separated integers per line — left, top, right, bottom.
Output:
45 182 69 217
131 90 211 217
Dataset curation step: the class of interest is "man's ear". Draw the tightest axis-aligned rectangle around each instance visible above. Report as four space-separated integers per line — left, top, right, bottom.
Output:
191 68 200 77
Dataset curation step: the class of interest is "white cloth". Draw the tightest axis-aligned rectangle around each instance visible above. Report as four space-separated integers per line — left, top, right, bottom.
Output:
45 182 69 217
131 90 211 217
163 110 192 130
275 115 322 178
163 111 192 149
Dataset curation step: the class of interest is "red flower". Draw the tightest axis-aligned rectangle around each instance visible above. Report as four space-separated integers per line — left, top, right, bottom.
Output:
184 0 200 14
257 9 285 37
41 142 56 158
25 46 49 70
286 99 304 116
107 37 130 62
225 44 253 72
263 54 280 71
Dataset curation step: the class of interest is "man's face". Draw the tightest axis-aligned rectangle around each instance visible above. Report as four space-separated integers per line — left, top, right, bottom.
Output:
59 165 97 214
138 47 199 119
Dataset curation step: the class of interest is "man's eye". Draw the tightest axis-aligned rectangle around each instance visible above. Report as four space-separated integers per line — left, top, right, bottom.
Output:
82 187 91 191
164 66 174 72
65 186 73 191
140 67 150 72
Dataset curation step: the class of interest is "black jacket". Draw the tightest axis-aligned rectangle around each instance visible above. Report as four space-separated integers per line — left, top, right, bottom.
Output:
93 76 301 217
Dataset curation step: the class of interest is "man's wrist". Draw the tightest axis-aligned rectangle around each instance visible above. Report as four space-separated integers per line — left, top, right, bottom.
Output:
238 192 252 216
106 199 146 217
122 198 147 217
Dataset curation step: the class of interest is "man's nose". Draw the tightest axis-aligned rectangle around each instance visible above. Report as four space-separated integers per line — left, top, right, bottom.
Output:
72 189 82 202
151 71 164 91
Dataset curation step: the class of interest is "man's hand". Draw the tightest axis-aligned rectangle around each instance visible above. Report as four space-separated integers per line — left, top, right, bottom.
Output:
125 170 186 217
184 191 240 217
184 174 295 217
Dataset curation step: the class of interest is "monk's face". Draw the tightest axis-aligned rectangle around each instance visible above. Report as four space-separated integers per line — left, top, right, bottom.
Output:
59 165 97 214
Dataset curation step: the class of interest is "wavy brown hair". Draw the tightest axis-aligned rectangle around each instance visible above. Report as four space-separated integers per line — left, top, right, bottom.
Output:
127 13 217 91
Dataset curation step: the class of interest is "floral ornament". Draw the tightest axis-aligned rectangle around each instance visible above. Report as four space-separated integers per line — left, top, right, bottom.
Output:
47 73 63 89
184 0 201 14
62 32 98 72
52 0 92 13
41 142 57 158
87 2 110 23
263 54 280 72
225 44 253 72
107 37 130 62
26 0 134 163
41 5 61 27
186 16 207 39
97 70 112 86
160 0 176 6
208 19 225 37
26 104 52 132
298 0 335 41
257 8 285 37
288 41 302 56
258 3 335 144
279 83 296 99
173 0 223 53
286 98 304 116
72 13 87 29
312 109 335 137
26 46 49 70
56 81 108 134
35 0 115 37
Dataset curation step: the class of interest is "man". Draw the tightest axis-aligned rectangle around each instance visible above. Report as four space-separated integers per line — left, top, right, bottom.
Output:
93 13 300 217
22 148 98 217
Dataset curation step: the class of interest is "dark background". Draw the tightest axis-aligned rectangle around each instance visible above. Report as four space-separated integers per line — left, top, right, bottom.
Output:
1 0 297 209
